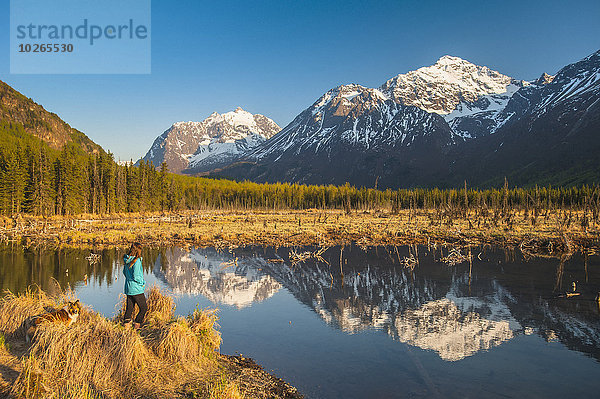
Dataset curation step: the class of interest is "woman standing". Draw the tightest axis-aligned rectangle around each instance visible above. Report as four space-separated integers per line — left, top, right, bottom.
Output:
122 242 147 329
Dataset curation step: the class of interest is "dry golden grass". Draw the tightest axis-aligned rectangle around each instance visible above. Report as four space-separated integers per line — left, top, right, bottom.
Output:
0 286 294 399
146 285 176 324
206 378 244 399
2 209 599 253
153 318 203 362
187 308 222 355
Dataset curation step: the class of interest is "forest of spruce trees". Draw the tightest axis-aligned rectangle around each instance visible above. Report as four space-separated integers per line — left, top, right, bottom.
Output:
1 118 599 217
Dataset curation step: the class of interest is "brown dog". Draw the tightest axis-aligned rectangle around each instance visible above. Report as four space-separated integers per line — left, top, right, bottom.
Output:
26 300 81 343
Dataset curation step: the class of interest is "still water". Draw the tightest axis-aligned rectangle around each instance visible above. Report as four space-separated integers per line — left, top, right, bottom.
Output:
1 244 599 398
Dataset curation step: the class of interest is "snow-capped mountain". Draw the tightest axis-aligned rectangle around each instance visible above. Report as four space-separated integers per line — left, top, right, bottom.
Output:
219 84 454 187
251 84 451 157
250 56 525 160
446 49 600 186
211 56 526 186
381 55 530 139
141 107 280 173
212 49 600 188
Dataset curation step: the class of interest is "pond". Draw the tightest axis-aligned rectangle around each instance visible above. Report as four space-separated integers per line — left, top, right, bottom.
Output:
1 243 599 398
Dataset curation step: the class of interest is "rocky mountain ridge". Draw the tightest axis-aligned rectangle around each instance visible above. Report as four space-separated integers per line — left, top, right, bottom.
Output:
140 49 600 188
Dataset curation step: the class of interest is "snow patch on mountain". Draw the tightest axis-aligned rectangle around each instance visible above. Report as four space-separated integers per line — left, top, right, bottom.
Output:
444 83 522 121
444 82 528 138
535 68 600 114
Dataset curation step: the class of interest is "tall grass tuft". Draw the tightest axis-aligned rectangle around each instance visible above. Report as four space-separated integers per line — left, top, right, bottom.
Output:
154 317 203 362
146 285 176 324
188 307 222 355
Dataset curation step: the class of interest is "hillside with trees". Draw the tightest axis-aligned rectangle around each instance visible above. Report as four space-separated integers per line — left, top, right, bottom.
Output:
0 80 101 153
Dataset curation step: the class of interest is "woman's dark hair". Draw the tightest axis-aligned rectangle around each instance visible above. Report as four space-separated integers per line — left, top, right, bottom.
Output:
126 242 143 267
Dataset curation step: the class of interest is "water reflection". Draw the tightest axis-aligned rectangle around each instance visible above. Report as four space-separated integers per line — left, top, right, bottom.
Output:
149 245 600 362
153 247 281 309
233 248 520 361
0 245 158 295
1 244 599 364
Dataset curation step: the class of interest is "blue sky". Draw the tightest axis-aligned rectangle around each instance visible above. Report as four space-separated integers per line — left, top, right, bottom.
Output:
1 0 599 161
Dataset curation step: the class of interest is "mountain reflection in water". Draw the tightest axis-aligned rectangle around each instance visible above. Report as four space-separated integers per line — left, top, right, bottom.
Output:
153 245 600 362
1 244 599 365
153 247 281 309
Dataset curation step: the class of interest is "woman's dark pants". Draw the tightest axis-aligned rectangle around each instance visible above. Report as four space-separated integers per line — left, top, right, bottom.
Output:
124 293 147 324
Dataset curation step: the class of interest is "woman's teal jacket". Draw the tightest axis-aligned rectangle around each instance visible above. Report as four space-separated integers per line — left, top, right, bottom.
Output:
123 255 146 296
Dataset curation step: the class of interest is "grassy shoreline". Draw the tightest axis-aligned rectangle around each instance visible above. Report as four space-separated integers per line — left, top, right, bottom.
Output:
0 287 301 399
1 209 599 254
